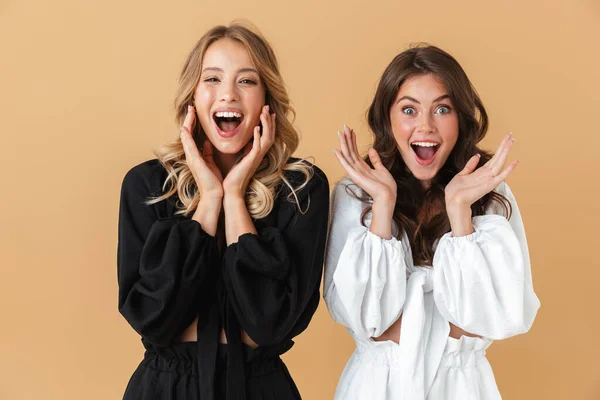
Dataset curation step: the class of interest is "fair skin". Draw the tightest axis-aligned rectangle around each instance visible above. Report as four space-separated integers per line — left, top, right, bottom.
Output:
333 73 518 343
177 38 276 348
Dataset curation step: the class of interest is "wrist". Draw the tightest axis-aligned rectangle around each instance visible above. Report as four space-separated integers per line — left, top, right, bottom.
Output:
370 198 395 240
223 192 246 207
223 181 246 198
201 190 224 202
372 196 396 216
446 204 473 237
193 197 222 236
445 197 471 216
372 190 396 208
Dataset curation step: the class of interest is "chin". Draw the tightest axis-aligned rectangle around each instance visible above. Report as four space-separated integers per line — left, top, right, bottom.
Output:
212 141 245 155
408 166 439 183
204 128 249 155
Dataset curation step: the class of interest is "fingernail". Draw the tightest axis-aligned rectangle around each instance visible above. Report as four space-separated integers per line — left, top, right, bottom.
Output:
337 130 341 137
344 124 347 131
477 153 481 157
511 137 515 142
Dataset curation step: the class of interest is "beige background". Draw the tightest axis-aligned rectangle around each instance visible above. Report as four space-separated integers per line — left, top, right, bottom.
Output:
1 0 599 399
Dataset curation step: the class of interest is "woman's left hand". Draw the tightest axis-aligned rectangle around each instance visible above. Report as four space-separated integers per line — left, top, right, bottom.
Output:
445 132 518 212
223 105 276 197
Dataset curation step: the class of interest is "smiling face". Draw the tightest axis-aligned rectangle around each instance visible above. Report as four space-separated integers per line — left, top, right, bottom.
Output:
389 73 459 187
193 38 266 155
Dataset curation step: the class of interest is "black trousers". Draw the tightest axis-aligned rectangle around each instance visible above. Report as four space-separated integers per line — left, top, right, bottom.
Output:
123 342 302 400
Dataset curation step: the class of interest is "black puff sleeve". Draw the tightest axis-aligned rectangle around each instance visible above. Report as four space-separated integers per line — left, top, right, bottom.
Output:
117 160 219 346
222 166 330 346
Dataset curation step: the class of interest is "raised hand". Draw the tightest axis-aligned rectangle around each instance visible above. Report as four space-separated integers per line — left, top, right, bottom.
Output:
445 132 518 237
445 132 518 209
180 105 224 199
180 105 223 235
222 105 276 197
333 125 397 239
333 125 397 202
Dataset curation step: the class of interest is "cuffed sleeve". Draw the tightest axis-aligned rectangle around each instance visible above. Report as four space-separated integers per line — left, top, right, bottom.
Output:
324 179 407 339
221 166 329 346
117 161 219 346
432 183 540 339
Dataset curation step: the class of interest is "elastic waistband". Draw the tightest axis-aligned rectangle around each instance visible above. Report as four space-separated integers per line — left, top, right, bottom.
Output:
142 341 281 377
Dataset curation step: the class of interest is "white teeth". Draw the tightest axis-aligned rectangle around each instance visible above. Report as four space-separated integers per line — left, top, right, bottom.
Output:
412 142 438 147
214 111 243 118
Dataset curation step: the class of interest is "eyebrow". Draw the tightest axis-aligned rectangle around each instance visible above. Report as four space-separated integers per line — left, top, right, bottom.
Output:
396 94 450 104
201 67 259 74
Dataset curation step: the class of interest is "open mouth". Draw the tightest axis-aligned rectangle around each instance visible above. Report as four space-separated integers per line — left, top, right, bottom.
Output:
411 141 440 166
213 111 244 135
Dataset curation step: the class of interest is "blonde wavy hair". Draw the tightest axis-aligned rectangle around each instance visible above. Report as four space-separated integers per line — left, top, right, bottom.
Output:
149 22 313 218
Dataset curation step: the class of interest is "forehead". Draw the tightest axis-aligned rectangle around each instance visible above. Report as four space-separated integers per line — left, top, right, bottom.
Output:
202 38 255 70
396 73 448 99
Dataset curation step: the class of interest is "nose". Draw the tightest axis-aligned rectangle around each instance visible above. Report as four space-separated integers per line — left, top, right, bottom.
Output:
219 80 239 103
416 112 435 134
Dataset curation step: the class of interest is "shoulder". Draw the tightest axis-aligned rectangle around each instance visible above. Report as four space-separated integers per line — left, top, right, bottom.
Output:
121 159 168 198
486 181 518 216
493 181 515 198
331 177 367 207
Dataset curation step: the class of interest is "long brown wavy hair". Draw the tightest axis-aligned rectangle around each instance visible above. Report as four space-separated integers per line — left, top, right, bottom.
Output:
148 22 313 218
357 44 511 266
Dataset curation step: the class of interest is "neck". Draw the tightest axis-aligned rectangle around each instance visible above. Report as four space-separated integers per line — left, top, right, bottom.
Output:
213 151 239 176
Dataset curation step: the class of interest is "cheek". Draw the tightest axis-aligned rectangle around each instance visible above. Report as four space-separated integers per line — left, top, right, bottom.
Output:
391 116 414 147
440 117 459 148
243 90 266 124
195 86 214 106
192 87 214 131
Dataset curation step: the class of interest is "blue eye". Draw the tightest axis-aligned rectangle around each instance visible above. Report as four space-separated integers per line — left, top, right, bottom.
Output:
436 106 451 114
402 107 416 115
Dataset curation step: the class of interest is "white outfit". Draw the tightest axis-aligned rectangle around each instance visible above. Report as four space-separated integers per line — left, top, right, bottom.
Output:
324 179 540 400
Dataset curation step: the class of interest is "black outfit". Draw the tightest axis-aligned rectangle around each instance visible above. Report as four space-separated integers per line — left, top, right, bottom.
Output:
117 159 329 400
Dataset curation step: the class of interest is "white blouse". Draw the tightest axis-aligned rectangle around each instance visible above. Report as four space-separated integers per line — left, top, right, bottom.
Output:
324 178 540 400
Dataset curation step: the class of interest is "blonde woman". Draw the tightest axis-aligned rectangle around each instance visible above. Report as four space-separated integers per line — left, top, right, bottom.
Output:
117 23 328 399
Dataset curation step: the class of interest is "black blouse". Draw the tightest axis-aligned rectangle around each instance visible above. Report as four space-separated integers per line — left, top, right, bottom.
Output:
117 159 329 399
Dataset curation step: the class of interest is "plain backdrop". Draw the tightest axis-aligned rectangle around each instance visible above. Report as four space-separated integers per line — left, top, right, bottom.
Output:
1 0 599 399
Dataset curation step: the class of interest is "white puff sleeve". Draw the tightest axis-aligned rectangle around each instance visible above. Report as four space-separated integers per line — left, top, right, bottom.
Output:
432 182 540 339
324 179 408 339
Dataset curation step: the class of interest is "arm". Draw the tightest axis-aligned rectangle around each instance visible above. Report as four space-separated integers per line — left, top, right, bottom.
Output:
117 162 219 346
221 167 330 346
222 105 273 245
323 180 408 339
433 183 540 339
223 194 257 245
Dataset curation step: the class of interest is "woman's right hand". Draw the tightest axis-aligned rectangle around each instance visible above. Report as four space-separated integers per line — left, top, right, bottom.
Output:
180 105 223 235
333 125 397 203
333 125 397 239
180 105 224 198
